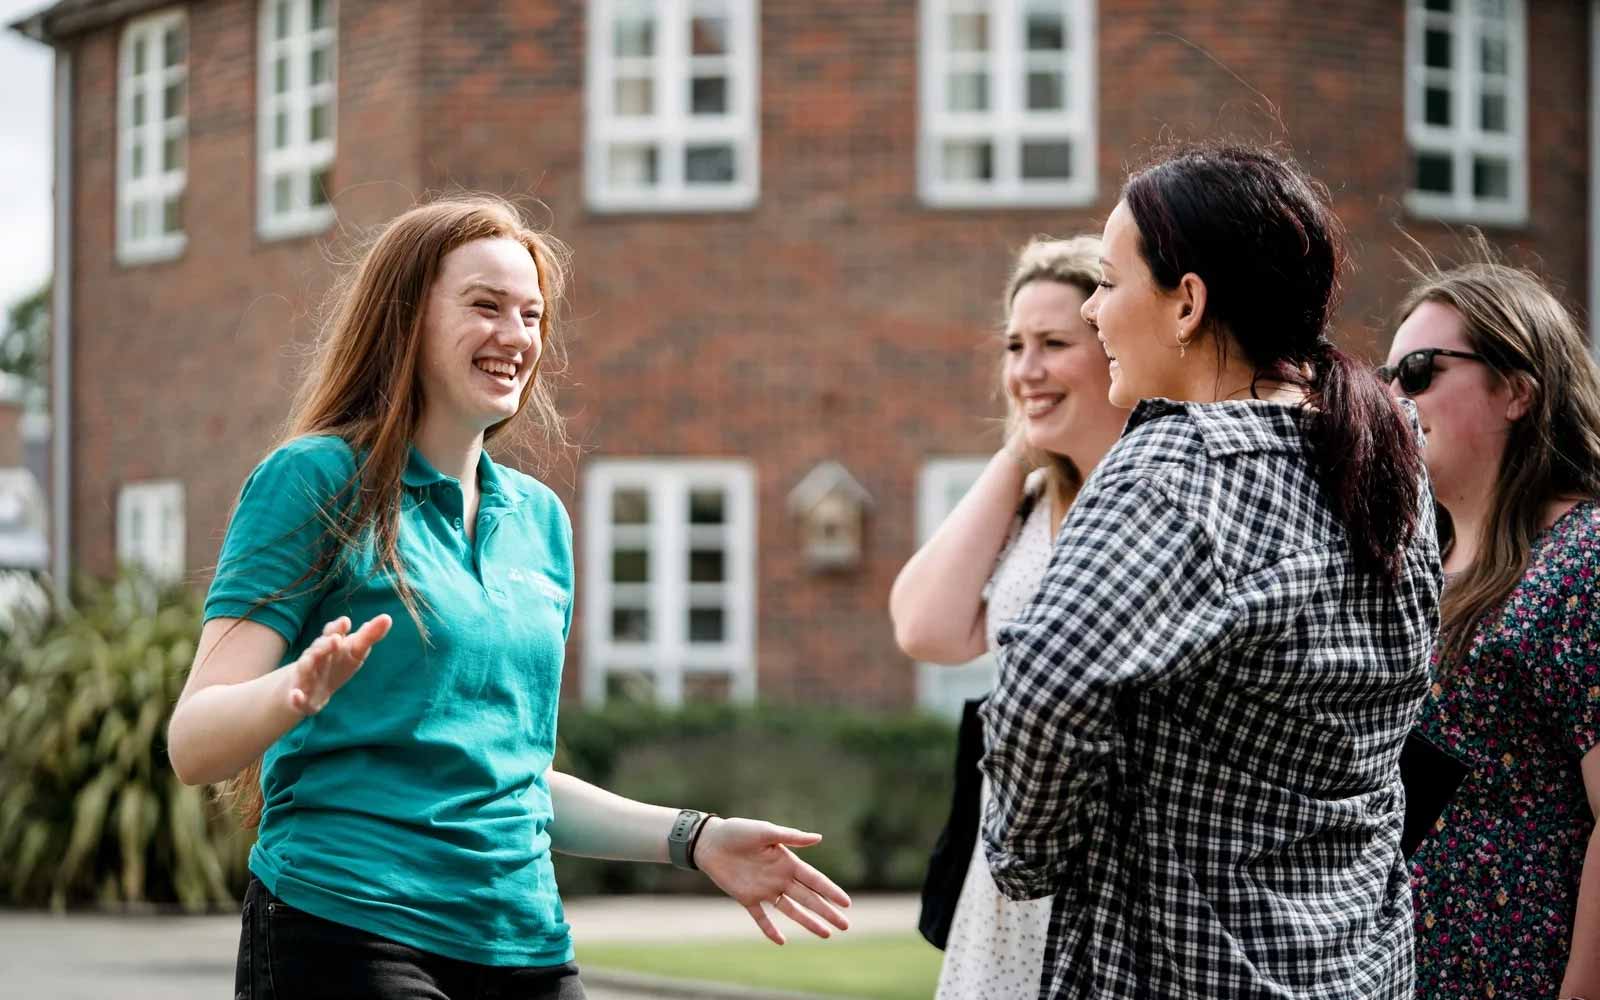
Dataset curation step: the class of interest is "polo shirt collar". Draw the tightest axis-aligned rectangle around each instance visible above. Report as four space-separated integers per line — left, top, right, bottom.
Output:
401 445 523 509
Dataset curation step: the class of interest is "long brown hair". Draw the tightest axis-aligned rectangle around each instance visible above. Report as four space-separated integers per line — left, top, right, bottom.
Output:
222 195 571 826
1399 251 1600 668
998 235 1103 512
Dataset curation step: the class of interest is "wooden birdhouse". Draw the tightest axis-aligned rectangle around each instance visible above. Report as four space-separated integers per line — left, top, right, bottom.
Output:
787 461 873 571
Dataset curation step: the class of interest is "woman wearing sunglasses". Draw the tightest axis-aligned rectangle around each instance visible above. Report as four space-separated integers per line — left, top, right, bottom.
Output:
1385 260 1600 999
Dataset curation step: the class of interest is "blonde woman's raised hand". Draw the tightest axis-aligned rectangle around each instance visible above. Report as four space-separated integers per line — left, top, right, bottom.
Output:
693 818 853 946
284 614 392 716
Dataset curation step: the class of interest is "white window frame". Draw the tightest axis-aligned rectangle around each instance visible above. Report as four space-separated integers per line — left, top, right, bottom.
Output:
257 0 337 240
918 0 1097 208
1405 0 1527 225
116 480 185 584
914 458 998 719
117 8 188 264
583 460 757 706
585 0 761 213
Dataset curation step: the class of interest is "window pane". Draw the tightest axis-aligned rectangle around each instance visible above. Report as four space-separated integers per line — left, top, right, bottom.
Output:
162 134 184 171
1473 156 1510 199
275 56 289 95
310 168 331 206
1424 28 1451 70
1021 140 1073 180
689 489 724 524
686 143 735 184
613 489 650 524
1026 9 1065 50
1424 0 1452 10
1424 85 1451 126
1480 91 1507 132
949 12 987 51
162 195 182 234
275 1 290 41
615 77 653 115
133 36 147 75
689 548 725 583
131 142 145 179
131 201 148 239
1415 151 1452 193
1475 0 1506 19
611 607 651 641
1027 70 1064 110
691 75 728 115
691 15 727 55
942 140 993 182
163 25 186 68
608 143 659 186
311 46 332 85
614 11 654 57
309 101 331 142
274 111 289 148
604 670 656 702
947 71 988 112
683 674 732 702
310 0 331 30
273 173 293 213
1480 34 1507 75
612 548 650 583
163 80 185 121
132 91 146 127
688 607 725 642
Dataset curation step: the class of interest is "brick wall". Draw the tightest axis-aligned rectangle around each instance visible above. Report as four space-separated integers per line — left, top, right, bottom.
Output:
63 0 1592 707
66 0 427 579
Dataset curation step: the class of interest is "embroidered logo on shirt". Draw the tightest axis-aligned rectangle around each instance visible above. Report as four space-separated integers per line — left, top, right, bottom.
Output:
508 568 570 609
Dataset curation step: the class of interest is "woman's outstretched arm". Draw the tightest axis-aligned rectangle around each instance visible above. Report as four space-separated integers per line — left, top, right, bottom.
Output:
546 769 851 945
168 613 390 785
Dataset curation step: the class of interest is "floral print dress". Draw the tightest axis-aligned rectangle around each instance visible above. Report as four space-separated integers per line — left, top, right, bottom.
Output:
1412 500 1600 998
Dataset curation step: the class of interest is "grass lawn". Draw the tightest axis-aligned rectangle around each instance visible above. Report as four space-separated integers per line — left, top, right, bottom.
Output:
577 932 941 1000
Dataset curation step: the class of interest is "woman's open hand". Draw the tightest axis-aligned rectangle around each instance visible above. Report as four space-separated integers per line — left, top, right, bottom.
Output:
693 818 853 945
283 614 392 716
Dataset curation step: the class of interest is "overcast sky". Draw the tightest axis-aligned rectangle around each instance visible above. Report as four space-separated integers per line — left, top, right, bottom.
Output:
0 0 53 315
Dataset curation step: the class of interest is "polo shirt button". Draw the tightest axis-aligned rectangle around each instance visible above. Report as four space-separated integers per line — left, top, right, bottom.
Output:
453 517 463 530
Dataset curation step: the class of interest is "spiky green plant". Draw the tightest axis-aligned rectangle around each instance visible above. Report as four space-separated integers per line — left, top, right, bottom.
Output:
0 572 250 911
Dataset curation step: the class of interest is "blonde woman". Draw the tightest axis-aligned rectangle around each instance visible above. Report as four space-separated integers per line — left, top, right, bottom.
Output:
165 196 850 1000
1386 259 1600 999
890 236 1128 999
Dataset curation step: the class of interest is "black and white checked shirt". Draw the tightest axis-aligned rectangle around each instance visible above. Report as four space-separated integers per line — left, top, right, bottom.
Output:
981 398 1442 999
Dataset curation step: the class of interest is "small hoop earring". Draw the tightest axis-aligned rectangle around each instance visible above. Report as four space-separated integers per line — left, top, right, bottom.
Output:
1178 338 1188 358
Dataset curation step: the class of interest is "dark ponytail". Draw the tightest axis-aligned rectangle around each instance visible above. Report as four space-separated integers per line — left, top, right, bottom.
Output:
1303 340 1424 580
1124 144 1422 580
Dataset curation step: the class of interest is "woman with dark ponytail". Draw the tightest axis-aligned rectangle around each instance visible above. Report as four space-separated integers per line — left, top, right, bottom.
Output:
979 143 1442 998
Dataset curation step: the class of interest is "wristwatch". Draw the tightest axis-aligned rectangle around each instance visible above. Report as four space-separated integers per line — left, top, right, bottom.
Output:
667 809 708 870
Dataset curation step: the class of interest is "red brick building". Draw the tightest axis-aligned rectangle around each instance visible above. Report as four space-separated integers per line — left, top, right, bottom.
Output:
13 0 1599 713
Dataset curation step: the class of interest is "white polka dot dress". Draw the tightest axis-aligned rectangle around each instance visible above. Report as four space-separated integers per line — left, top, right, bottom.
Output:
935 477 1054 1000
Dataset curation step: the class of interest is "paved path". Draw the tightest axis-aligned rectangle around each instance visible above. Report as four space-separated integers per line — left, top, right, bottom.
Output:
0 895 921 999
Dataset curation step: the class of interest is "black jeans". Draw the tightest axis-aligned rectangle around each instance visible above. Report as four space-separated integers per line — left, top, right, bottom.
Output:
236 877 587 1000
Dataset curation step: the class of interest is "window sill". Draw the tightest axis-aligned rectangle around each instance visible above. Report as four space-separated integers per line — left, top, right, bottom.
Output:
116 235 187 267
257 207 336 243
1404 191 1529 229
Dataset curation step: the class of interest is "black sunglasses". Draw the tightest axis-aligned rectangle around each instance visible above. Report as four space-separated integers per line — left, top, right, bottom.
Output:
1377 348 1493 396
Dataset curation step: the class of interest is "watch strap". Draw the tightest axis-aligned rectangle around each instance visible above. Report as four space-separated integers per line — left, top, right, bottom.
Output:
667 809 704 870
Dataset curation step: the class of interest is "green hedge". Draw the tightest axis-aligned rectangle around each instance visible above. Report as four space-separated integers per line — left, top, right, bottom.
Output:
553 703 957 895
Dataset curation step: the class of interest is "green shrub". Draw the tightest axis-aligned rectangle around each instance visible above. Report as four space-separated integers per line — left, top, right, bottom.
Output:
553 703 957 895
0 573 250 911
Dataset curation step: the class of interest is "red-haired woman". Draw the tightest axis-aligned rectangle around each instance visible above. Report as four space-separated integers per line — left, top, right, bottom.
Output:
166 196 849 1000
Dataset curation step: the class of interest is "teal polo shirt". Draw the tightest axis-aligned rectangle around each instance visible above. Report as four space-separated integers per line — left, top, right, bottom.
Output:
204 434 575 967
